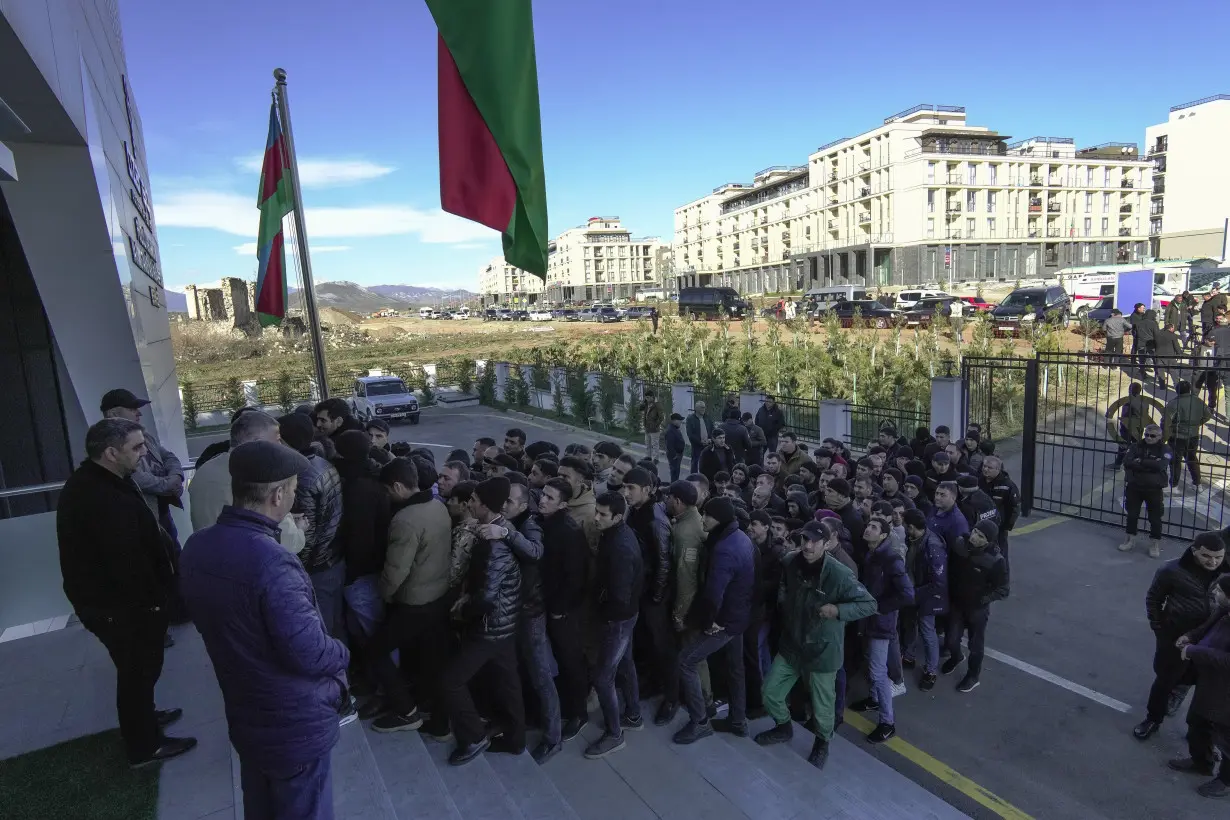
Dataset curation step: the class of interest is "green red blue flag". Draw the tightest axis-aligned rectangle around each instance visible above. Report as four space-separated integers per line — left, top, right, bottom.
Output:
255 102 294 326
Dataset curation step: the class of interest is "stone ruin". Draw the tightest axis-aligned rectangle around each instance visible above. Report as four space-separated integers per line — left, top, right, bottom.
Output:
183 279 260 335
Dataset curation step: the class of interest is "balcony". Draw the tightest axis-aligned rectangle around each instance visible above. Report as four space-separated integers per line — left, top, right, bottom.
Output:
828 171 838 182
1028 204 1042 213
1049 177 1065 187
1030 175 1043 186
781 251 791 260
1150 204 1164 216
1121 179 1134 188
732 242 740 250
946 203 963 212
829 198 839 206
858 214 872 224
858 162 871 173
1150 224 1163 235
1047 203 1061 213
1120 204 1133 214
1153 183 1165 195
1118 228 1132 237
828 219 839 229
1047 229 1063 238
859 187 872 198
948 230 963 239
946 173 964 184
759 216 768 224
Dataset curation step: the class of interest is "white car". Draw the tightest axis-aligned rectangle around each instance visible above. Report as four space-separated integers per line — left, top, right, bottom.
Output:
528 309 554 321
895 289 950 309
350 376 420 424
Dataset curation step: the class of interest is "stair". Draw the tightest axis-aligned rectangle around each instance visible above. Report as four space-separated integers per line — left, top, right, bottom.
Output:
331 702 972 820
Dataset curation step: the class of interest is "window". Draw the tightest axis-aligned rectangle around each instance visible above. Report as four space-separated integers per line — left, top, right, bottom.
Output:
1085 192 1093 213
927 189 935 212
1103 193 1111 213
927 162 935 183
967 217 975 236
966 190 976 211
987 217 996 235
1084 217 1092 237
987 248 998 275
989 164 998 185
1101 218 1109 235
968 163 977 185
927 218 935 238
1103 168 1111 187
988 191 997 212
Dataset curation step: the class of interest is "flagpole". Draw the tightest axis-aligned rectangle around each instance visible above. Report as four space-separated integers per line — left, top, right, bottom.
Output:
274 67 330 400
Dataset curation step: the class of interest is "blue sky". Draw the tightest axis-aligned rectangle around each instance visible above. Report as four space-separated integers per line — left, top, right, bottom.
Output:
120 0 1227 293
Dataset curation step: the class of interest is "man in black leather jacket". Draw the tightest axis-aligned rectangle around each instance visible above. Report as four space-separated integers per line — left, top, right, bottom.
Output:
1133 533 1228 740
1119 424 1173 558
437 476 524 766
622 468 675 703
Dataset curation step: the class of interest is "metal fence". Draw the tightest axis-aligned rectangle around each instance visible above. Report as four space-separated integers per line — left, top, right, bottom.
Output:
962 355 1031 442
1030 352 1230 541
845 403 930 453
775 394 819 441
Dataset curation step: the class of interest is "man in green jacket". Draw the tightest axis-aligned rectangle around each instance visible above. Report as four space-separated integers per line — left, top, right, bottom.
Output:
641 389 664 465
656 480 711 725
753 518 877 770
1164 381 1213 491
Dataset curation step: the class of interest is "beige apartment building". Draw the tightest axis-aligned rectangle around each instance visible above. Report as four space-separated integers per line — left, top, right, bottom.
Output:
673 104 1153 292
478 256 544 306
544 217 662 303
1146 94 1230 260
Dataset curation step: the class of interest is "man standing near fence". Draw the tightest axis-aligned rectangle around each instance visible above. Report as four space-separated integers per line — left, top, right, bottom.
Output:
756 395 786 457
1163 381 1212 493
686 401 713 475
641 389 663 465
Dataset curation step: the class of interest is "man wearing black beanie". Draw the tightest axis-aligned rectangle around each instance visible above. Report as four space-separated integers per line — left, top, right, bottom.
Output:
622 468 675 705
673 496 756 745
943 519 1008 694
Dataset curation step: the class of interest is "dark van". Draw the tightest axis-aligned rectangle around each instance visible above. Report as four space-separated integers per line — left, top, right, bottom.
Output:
678 287 748 320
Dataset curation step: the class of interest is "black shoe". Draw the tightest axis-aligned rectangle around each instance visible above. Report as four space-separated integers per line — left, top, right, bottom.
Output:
941 654 965 676
1198 780 1230 799
129 737 197 769
673 720 714 745
155 708 183 728
807 737 830 770
745 706 768 721
712 718 748 737
1133 719 1161 740
488 735 525 755
621 714 644 732
956 675 980 694
1169 757 1215 776
901 656 916 670
866 723 896 744
753 722 793 746
706 701 719 720
372 710 424 733
919 673 937 692
851 697 880 713
358 698 388 721
448 739 490 766
561 717 588 742
163 633 175 649
654 700 679 726
531 740 562 765
1167 688 1188 717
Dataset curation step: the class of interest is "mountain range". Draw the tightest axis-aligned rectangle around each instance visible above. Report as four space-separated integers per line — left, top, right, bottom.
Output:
166 281 477 315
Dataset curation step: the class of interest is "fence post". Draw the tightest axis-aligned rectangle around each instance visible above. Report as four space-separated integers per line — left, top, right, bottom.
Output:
423 363 438 388
1019 359 1039 515
738 391 760 419
495 362 510 395
242 380 259 408
819 399 850 443
930 376 964 438
673 382 694 413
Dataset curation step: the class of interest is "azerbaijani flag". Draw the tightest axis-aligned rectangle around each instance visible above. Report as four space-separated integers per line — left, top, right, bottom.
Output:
255 103 294 326
425 0 548 276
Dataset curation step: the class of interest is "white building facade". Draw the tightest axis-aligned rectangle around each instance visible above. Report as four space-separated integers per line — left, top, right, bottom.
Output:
544 217 661 304
478 256 544 306
1145 94 1230 261
673 104 1153 292
1 1 185 629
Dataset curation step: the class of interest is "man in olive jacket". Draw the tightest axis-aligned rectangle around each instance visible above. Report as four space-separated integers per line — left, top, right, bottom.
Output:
1164 381 1212 489
368 458 453 733
657 480 711 725
753 520 877 769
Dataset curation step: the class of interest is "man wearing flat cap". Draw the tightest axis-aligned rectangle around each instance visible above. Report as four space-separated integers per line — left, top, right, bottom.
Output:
101 387 186 548
181 441 350 820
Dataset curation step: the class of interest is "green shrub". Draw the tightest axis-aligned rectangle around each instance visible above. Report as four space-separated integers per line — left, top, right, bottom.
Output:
276 371 297 415
567 368 596 426
181 381 199 431
624 380 643 436
477 359 497 405
225 376 246 415
456 358 475 394
597 373 621 429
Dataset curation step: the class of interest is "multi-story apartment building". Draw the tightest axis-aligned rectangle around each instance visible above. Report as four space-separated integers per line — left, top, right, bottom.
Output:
1145 94 1230 260
672 104 1153 292
478 256 544 305
543 217 661 303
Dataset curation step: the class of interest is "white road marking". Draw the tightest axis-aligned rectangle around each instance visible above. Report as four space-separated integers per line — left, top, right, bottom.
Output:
982 647 1132 713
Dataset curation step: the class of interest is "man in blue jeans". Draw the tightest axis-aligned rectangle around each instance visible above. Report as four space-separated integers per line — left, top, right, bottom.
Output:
856 518 914 744
584 492 645 760
673 498 756 744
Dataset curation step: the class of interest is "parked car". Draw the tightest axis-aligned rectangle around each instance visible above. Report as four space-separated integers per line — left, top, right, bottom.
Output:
512 310 530 321
483 308 499 321
895 289 950 309
595 306 621 323
495 309 514 321
678 286 749 320
816 299 900 328
624 306 647 320
556 309 579 321
902 296 960 327
349 376 420 425
989 286 1071 334
577 307 596 322
528 309 553 321
959 295 996 312
1086 295 1116 324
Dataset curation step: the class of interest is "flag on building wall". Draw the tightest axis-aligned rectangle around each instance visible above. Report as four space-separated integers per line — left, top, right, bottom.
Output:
424 0 549 276
255 103 294 325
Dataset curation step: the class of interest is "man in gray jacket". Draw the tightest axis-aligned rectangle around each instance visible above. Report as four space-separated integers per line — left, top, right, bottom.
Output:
1103 309 1133 361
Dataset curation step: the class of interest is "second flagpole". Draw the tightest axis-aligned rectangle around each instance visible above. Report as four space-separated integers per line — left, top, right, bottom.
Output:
274 67 330 400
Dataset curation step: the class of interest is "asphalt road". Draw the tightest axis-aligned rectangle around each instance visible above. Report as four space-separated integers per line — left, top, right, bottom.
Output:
188 404 1221 818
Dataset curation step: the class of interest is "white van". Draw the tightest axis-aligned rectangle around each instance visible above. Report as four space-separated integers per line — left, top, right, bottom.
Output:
895 289 950 309
418 307 437 320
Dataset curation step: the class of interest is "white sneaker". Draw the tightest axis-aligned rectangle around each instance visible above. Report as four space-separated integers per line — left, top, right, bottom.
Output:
1117 537 1136 552
890 681 908 698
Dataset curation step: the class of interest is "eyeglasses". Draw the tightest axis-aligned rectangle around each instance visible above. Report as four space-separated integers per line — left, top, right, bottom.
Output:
1143 433 1162 439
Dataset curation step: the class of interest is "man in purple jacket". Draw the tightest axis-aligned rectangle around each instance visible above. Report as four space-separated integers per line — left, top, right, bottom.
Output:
855 519 914 744
181 441 350 820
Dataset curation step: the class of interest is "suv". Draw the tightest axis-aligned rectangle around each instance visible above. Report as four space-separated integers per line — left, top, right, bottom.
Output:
678 286 748 320
350 376 420 425
990 286 1071 333
895 289 950 309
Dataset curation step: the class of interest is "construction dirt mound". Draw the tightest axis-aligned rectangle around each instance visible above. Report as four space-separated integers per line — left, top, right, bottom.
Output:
319 307 361 326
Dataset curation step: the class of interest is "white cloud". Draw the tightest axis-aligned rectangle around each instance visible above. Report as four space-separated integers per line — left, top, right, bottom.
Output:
236 156 394 187
232 242 351 256
156 190 499 244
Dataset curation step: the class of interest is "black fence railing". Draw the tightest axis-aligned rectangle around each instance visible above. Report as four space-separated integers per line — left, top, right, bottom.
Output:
845 403 930 453
775 395 819 441
962 355 1032 442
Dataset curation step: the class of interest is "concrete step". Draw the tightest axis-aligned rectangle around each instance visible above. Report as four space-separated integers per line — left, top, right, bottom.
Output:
485 743 581 820
421 732 529 820
363 724 462 820
334 721 399 820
